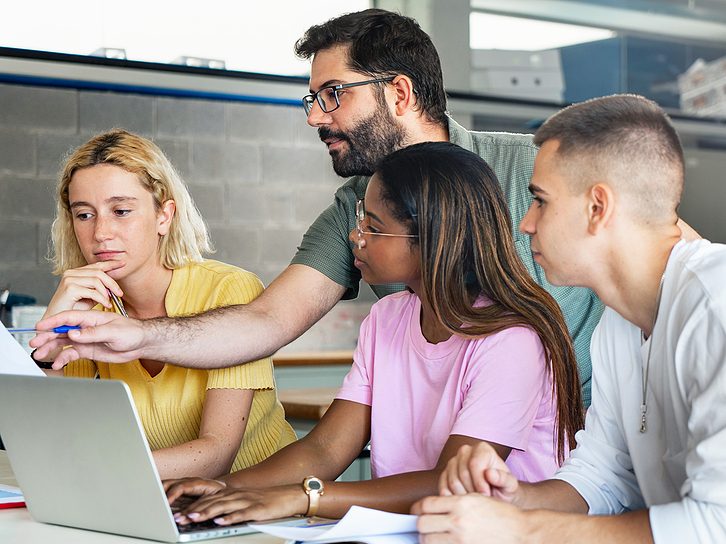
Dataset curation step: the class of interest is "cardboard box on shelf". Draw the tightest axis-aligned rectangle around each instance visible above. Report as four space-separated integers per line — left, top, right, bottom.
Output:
678 57 726 117
470 49 564 103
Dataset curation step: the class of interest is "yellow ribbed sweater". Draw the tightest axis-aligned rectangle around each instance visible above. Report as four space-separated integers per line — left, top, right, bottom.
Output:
64 260 296 472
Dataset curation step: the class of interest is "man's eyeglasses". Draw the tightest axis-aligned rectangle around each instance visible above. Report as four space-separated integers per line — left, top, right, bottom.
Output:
302 77 395 116
355 200 418 246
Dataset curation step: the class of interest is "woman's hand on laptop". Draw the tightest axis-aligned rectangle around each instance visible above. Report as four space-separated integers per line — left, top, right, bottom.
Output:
30 310 146 369
171 484 308 526
165 477 227 507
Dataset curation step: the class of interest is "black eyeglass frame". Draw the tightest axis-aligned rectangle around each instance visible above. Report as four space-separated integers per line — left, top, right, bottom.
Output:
302 76 396 116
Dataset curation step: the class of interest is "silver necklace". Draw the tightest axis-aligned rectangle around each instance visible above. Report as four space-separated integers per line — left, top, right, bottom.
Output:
640 273 666 433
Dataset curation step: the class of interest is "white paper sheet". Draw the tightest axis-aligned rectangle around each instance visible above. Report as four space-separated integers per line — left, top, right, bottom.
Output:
305 533 418 544
0 323 45 376
248 505 418 543
307 534 418 544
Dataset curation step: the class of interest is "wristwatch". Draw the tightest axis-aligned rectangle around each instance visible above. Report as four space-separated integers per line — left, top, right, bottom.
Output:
302 476 324 517
30 349 54 370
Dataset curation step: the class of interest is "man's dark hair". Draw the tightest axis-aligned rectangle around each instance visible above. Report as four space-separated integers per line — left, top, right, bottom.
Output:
295 8 448 127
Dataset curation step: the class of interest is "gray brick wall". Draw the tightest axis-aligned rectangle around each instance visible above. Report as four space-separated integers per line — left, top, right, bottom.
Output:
0 82 374 348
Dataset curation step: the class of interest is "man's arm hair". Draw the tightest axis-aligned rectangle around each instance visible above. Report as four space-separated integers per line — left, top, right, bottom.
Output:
147 264 347 368
34 264 348 369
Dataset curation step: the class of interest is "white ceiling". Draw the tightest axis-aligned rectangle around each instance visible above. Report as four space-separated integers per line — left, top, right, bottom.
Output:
470 0 726 43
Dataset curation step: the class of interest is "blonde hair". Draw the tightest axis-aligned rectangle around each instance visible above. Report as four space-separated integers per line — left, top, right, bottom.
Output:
50 129 213 275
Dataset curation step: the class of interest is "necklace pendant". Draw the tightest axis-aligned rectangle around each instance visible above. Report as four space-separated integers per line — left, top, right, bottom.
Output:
640 272 663 436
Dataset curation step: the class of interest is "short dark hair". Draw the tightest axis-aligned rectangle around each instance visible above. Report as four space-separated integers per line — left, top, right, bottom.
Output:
295 8 448 127
534 94 684 221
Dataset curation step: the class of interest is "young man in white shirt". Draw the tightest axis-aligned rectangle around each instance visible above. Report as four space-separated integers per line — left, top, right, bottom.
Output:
413 94 726 543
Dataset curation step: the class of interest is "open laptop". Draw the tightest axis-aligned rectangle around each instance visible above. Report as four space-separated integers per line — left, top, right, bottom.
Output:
0 374 268 542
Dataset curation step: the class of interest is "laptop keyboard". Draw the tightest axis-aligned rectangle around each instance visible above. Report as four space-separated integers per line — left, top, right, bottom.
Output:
172 499 252 539
176 518 228 534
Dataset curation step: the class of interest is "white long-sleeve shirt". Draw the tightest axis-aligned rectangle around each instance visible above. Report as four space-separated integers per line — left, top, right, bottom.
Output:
554 239 726 543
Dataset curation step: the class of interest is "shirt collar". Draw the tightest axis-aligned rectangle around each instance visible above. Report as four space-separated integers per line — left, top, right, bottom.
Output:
446 115 475 152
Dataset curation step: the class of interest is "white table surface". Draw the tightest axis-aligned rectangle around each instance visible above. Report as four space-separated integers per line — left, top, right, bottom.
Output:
0 450 285 544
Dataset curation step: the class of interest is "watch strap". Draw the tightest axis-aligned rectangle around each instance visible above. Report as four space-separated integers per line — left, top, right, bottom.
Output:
302 476 324 517
31 349 54 370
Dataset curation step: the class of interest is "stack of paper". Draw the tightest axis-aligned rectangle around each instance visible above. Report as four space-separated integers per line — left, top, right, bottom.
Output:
249 505 418 543
0 484 25 509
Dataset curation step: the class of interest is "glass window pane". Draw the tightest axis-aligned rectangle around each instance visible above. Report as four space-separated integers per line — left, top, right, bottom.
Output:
0 1 370 76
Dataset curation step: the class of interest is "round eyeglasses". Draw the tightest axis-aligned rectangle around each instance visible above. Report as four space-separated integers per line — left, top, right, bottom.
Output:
302 77 395 116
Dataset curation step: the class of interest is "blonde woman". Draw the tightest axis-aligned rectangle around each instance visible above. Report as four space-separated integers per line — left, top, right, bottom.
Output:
36 129 296 479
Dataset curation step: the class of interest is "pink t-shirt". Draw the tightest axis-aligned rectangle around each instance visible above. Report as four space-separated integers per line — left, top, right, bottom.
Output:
336 291 560 482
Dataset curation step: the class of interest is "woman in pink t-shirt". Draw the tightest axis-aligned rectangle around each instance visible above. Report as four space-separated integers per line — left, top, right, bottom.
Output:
168 142 583 524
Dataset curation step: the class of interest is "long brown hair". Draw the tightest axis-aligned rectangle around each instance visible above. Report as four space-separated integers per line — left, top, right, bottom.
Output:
376 141 583 461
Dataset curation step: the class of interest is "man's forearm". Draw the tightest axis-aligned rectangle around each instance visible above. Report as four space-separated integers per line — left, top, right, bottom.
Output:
525 508 653 544
141 265 346 369
415 487 652 544
33 265 347 369
142 304 283 368
516 479 589 513
517 479 653 542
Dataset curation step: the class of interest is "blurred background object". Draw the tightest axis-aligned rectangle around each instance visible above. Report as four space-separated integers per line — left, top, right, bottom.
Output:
0 289 36 328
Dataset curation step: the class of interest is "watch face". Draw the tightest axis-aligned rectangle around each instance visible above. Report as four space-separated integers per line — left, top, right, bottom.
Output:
308 480 322 491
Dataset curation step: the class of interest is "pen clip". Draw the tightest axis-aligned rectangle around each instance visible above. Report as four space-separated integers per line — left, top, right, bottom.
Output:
108 290 128 318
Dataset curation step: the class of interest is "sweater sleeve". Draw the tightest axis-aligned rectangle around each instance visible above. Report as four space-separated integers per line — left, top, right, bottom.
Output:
63 358 97 378
205 269 275 390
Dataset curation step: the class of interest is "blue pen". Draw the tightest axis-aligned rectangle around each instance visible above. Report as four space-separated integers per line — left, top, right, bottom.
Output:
7 325 81 334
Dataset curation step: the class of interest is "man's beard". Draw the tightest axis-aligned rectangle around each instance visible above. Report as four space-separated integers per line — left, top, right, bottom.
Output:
318 103 406 178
